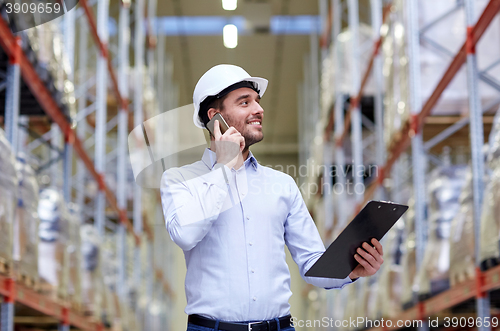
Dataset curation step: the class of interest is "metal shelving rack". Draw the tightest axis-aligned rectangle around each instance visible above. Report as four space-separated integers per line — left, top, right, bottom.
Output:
309 0 500 329
0 0 175 330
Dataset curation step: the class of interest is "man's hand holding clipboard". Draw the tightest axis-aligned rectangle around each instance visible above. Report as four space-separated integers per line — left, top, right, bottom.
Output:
306 201 408 279
348 238 385 280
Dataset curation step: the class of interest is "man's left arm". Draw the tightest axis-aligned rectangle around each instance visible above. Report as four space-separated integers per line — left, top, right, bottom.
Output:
284 178 383 288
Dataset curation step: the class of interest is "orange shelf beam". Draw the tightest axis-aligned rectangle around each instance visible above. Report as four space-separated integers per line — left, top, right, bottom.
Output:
0 275 99 331
0 3 171 313
0 15 137 244
366 265 500 331
348 0 500 221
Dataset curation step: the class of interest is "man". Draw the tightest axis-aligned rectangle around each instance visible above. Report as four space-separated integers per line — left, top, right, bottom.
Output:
160 64 384 331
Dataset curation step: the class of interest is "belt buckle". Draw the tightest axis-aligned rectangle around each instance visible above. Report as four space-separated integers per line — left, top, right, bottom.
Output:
248 321 260 331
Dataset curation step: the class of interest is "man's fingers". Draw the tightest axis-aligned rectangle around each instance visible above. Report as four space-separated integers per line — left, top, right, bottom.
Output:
371 238 384 256
354 254 375 274
357 247 379 269
214 120 221 140
362 242 384 264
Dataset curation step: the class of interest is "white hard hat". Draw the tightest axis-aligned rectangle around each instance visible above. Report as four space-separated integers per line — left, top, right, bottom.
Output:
193 64 268 129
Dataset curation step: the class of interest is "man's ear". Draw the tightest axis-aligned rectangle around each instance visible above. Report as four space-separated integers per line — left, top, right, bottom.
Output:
207 107 218 120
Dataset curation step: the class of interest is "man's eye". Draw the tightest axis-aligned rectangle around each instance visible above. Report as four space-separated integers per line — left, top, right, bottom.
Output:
241 101 248 105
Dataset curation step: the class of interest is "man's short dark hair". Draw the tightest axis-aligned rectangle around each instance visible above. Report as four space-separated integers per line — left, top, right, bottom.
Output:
198 94 228 129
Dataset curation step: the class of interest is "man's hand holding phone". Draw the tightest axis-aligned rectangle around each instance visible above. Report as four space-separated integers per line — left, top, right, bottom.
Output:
213 119 245 169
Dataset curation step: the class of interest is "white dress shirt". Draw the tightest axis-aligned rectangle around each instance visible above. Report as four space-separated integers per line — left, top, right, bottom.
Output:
160 148 352 322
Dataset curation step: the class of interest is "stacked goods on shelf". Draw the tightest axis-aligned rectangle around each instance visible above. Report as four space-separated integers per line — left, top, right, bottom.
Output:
149 296 167 331
400 199 417 309
356 277 375 319
126 233 137 307
373 225 405 319
416 161 467 300
102 234 119 327
332 289 349 330
25 20 75 117
81 223 101 316
13 155 39 287
67 204 83 311
137 234 150 329
381 0 409 150
364 277 378 320
328 22 376 98
143 190 158 230
382 0 500 148
416 0 500 114
38 187 70 300
0 128 17 275
341 285 359 331
480 110 500 270
449 164 483 285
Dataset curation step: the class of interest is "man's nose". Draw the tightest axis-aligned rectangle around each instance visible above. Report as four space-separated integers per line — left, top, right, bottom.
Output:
253 101 264 114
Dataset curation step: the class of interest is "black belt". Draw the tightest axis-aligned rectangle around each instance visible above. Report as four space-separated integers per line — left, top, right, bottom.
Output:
188 314 292 331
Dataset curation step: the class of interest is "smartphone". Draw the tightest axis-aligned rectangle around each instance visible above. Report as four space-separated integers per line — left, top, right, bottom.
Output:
206 113 230 136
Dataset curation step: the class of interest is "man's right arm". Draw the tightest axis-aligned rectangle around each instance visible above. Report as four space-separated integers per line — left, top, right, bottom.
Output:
160 165 230 251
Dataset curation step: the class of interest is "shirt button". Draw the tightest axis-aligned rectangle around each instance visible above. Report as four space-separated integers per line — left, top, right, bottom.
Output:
246 216 250 220
249 242 253 246
253 297 257 301
251 269 255 273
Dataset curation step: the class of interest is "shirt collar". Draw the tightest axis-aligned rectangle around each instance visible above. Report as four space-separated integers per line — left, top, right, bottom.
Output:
202 148 259 171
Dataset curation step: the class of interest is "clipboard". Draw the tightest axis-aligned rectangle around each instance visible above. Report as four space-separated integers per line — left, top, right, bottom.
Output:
305 200 408 279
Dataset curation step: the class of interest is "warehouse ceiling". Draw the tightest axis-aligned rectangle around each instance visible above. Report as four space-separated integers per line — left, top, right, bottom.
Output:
157 0 320 160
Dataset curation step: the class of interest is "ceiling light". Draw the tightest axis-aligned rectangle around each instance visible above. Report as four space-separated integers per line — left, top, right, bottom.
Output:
223 24 238 48
222 0 237 11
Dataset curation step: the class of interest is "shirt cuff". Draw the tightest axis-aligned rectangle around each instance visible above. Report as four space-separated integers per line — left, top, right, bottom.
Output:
325 275 355 290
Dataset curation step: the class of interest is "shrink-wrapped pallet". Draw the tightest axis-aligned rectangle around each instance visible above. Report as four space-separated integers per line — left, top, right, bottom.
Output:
102 234 118 325
356 277 378 320
13 156 39 286
374 225 404 319
0 129 17 275
400 199 417 308
332 286 349 331
67 204 82 310
382 0 500 149
480 110 500 269
382 0 410 150
416 164 466 299
81 223 101 316
449 167 478 285
341 285 358 331
38 188 70 299
25 20 75 119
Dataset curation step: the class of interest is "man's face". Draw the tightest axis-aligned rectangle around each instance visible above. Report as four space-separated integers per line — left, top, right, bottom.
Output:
219 87 264 148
